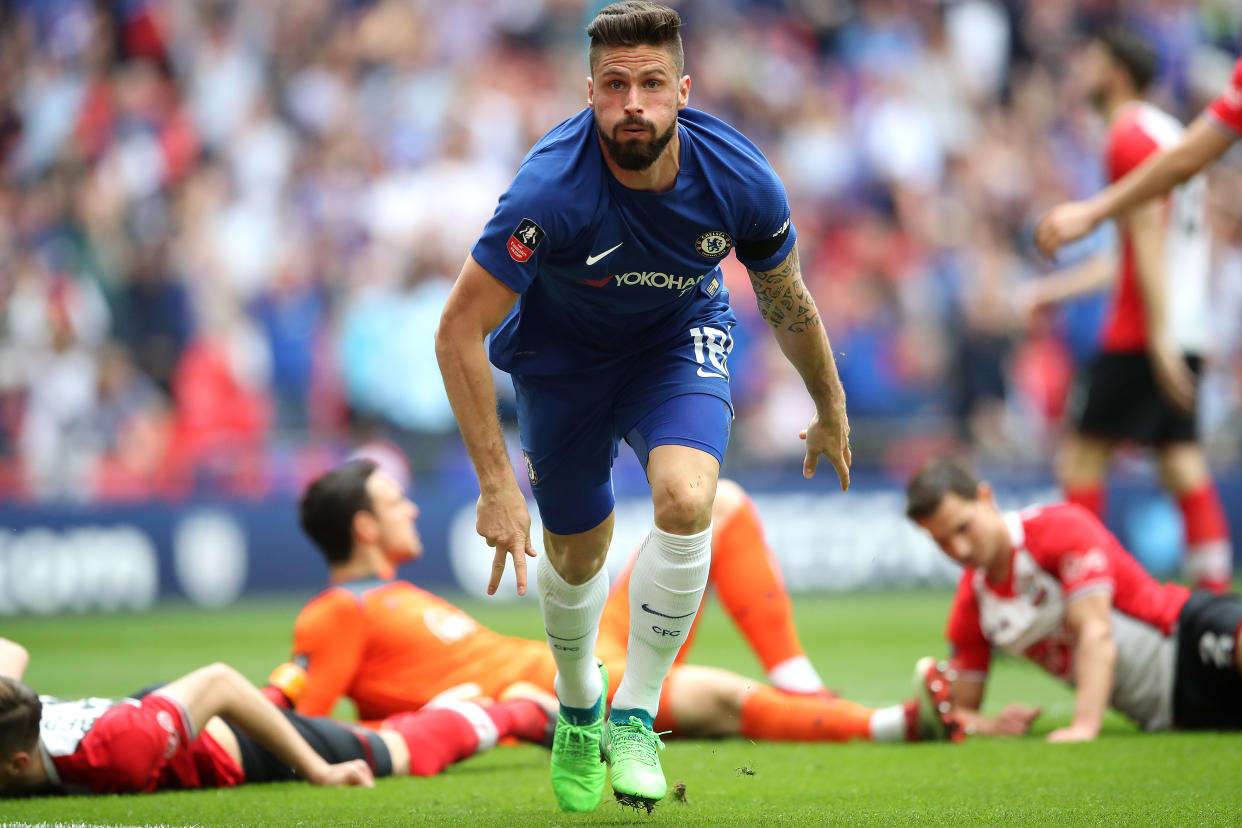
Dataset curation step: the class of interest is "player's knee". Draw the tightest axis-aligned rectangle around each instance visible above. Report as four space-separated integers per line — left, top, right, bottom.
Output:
652 473 715 533
545 540 608 585
1056 440 1108 488
1157 444 1208 495
654 485 713 534
197 662 245 692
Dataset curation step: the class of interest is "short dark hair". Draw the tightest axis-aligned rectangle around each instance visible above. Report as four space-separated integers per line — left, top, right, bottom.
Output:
0 676 41 761
299 459 378 565
905 457 981 521
1096 27 1158 93
587 1 684 76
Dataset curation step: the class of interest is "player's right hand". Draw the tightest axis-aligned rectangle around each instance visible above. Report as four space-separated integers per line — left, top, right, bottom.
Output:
311 759 375 788
1035 201 1099 258
476 485 537 596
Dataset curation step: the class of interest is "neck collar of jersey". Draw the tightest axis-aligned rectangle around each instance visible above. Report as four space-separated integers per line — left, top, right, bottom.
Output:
1004 510 1026 551
38 739 62 788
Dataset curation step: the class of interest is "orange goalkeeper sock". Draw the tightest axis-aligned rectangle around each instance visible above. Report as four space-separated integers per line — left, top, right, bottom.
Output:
739 686 875 742
261 662 308 709
712 497 819 689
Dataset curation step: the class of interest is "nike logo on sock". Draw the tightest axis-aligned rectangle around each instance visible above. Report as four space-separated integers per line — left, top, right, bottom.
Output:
585 243 623 265
545 630 586 641
640 603 696 619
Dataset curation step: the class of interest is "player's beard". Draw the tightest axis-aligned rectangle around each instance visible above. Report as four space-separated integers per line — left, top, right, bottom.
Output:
597 116 677 171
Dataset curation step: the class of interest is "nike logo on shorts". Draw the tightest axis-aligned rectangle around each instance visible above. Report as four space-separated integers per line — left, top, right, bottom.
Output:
640 603 696 619
585 243 623 265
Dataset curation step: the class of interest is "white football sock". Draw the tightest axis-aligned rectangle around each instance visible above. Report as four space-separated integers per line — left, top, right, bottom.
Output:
1185 540 1232 584
611 524 712 717
768 655 826 694
428 701 499 754
869 705 909 743
537 552 608 710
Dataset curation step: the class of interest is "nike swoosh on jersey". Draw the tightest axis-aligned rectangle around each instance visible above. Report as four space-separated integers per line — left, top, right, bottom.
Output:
697 368 727 379
585 243 624 265
640 603 697 619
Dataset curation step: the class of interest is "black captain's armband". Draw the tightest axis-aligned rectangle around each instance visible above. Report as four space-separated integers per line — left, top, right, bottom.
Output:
736 220 790 264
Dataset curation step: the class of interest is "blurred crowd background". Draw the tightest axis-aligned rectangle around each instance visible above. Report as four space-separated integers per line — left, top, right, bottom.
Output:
3 0 1242 503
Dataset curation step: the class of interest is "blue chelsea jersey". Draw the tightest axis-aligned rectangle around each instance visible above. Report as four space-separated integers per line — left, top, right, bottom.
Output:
471 106 797 376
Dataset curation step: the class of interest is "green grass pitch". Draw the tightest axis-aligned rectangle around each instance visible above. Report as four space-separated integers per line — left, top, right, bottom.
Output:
4 589 1240 826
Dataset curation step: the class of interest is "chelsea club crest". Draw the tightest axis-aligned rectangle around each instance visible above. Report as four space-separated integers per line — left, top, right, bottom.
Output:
695 230 733 259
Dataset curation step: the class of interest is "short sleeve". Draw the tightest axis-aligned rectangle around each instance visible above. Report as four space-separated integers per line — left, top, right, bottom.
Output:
1107 116 1161 183
1207 56 1242 136
76 697 189 793
732 162 797 272
469 157 565 295
945 571 991 680
1025 506 1116 603
293 590 366 716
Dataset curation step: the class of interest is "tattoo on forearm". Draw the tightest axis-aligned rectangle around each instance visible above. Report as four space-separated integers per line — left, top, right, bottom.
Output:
748 250 822 333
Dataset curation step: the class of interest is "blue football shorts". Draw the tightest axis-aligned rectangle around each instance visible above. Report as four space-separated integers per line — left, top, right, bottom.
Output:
512 326 735 536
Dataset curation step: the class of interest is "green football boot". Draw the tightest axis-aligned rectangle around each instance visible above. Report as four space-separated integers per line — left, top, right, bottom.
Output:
602 713 668 812
548 661 608 812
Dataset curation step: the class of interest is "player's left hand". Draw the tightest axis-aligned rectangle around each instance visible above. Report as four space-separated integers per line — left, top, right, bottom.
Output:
992 704 1042 736
800 405 851 491
1046 723 1099 743
310 758 375 787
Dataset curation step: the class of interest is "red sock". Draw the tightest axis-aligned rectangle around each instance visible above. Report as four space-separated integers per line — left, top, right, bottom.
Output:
381 704 495 777
1065 485 1105 520
739 686 874 742
486 698 550 744
1179 483 1233 591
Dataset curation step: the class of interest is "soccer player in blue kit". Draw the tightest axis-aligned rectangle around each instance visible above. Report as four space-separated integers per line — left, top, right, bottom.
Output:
435 1 850 812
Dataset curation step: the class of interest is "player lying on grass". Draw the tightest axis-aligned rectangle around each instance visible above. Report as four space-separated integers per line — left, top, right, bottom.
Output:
906 457 1242 742
0 637 551 797
266 460 957 760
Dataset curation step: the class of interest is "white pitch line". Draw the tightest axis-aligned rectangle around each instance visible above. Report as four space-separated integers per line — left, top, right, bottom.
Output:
1 823 199 828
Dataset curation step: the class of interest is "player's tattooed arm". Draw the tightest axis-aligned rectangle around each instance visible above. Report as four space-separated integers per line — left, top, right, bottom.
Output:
747 247 850 488
745 248 821 333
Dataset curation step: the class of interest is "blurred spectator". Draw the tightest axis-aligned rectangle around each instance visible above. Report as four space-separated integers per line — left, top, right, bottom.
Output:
15 270 109 499
0 0 1240 500
337 247 456 476
90 341 176 500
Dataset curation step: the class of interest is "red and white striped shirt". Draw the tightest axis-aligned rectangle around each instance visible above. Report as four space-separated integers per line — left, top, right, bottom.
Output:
946 503 1191 730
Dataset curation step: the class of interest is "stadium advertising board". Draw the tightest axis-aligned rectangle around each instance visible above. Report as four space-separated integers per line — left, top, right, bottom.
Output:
0 474 1237 614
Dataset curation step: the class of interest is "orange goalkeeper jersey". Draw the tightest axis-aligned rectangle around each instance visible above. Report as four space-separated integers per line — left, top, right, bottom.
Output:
291 577 557 720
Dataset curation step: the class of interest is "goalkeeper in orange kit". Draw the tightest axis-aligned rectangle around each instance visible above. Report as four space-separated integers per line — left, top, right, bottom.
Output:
264 460 957 745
